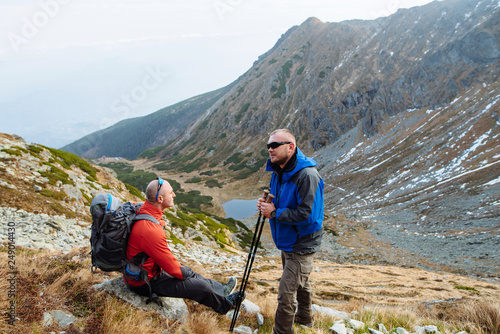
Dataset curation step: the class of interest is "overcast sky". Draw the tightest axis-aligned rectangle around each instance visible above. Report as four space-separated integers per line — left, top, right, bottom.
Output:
0 0 435 148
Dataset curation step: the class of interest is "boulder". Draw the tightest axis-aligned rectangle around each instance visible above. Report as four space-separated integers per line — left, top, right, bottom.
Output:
312 304 349 320
42 309 76 328
330 322 347 334
93 277 188 322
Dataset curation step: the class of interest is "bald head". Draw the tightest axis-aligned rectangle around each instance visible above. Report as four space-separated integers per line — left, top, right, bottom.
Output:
270 129 296 146
146 178 176 210
268 129 297 168
146 179 161 203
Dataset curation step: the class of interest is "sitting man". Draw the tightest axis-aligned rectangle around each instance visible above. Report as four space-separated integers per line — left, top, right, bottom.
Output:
124 177 244 314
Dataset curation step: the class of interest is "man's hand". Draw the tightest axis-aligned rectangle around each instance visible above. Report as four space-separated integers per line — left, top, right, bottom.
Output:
257 197 276 219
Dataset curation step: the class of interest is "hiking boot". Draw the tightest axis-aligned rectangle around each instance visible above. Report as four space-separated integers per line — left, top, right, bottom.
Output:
227 291 246 308
223 276 237 296
294 316 314 328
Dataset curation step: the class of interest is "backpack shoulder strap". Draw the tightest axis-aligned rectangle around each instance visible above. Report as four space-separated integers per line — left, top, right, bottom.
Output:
134 214 160 225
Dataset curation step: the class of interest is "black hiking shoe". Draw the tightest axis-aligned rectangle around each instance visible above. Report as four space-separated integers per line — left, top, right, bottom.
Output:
223 276 237 296
294 315 314 327
227 291 246 308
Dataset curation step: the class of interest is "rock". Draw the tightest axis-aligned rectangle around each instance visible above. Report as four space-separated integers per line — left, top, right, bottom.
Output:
46 218 67 232
50 309 76 327
368 328 384 334
424 325 439 333
414 326 426 334
330 322 347 334
226 309 240 320
312 304 349 320
42 312 53 326
242 299 260 313
379 323 389 333
395 327 410 334
348 319 364 330
233 325 253 334
256 312 264 326
93 277 188 322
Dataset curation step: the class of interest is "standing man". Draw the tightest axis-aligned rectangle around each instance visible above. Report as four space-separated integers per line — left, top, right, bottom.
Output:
125 178 244 315
257 129 324 334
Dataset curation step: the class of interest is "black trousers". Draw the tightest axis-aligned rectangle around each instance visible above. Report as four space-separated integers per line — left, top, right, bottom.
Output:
130 267 232 315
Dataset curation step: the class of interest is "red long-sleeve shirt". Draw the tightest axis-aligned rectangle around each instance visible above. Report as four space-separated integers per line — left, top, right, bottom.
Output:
124 201 183 286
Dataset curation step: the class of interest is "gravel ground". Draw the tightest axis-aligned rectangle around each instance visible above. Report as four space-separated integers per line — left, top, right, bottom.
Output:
368 218 500 279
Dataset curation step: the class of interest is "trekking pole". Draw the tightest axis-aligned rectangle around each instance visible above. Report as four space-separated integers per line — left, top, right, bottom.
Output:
230 191 275 331
230 190 268 331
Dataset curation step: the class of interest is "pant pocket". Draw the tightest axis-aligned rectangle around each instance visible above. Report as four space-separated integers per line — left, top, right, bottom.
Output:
296 253 314 274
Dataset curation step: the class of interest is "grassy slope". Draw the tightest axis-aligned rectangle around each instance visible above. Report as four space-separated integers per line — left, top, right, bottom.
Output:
2 245 499 334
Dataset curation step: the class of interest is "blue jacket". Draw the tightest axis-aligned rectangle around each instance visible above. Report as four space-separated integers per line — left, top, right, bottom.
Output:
266 147 324 253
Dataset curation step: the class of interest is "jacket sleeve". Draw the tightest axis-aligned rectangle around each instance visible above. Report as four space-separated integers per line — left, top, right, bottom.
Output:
276 167 321 225
141 223 185 280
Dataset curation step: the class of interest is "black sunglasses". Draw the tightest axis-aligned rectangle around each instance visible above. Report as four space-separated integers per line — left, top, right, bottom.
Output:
267 141 291 149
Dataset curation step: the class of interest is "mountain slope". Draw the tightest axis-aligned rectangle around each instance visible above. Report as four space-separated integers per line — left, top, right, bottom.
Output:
61 86 233 159
138 0 499 175
316 81 499 276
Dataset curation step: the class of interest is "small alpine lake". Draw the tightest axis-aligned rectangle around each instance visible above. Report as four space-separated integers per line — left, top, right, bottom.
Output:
222 199 258 220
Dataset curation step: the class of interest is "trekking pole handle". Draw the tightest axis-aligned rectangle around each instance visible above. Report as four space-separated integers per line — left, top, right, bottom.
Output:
263 189 270 201
266 194 275 203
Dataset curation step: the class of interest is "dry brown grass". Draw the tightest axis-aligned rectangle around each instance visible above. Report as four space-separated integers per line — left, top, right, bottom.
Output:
415 299 500 334
1 246 499 334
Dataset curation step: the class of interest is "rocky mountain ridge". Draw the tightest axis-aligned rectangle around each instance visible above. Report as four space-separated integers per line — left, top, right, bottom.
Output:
316 80 500 277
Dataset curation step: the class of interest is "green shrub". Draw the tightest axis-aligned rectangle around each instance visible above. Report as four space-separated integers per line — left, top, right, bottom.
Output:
164 212 190 233
168 232 185 245
455 286 479 292
272 60 293 99
40 189 67 201
205 179 223 188
43 146 98 181
40 166 75 186
125 183 145 200
177 210 198 224
194 214 224 233
235 102 250 123
185 177 202 183
225 152 243 165
103 162 157 193
1 148 22 156
80 189 92 205
175 191 213 210
137 142 171 159
28 145 43 154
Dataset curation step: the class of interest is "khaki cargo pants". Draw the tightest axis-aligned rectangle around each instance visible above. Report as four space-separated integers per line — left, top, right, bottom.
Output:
273 251 315 334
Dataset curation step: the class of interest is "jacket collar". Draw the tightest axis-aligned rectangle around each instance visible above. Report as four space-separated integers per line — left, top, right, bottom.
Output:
266 147 317 183
138 200 166 226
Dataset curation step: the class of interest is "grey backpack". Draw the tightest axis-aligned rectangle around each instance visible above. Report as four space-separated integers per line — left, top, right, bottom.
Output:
89 193 158 272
